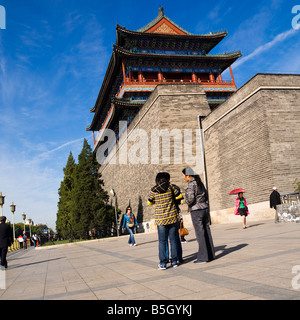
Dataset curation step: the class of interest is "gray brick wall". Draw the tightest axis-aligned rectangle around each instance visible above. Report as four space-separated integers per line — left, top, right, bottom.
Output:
99 84 211 227
97 74 300 227
202 74 300 212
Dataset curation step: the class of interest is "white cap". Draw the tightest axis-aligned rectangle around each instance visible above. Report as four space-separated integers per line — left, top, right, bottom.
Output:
273 187 277 190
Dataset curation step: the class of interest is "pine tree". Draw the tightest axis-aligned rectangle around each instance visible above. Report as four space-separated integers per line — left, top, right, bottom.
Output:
71 139 109 238
56 152 76 239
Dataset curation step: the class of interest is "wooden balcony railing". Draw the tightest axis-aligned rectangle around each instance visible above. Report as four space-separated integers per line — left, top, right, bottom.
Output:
116 78 236 98
122 78 234 86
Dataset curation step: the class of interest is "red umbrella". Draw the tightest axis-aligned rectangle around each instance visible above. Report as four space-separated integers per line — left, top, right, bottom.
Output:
229 188 246 195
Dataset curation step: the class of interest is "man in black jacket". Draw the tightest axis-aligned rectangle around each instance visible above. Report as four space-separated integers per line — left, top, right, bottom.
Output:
270 187 282 223
0 216 13 269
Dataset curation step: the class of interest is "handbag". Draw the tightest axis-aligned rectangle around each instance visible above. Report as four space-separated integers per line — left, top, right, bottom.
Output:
127 222 134 228
179 227 189 237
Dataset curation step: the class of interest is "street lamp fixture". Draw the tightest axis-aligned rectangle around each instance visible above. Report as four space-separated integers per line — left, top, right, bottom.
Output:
10 202 16 241
0 192 5 217
10 202 16 213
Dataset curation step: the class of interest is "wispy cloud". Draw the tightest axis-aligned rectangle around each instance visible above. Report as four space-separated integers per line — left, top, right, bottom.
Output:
0 154 60 226
0 134 93 228
232 28 298 69
56 13 109 82
32 136 90 162
0 9 104 229
63 12 84 33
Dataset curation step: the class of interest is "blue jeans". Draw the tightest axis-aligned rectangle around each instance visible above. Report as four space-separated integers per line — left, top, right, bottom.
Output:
126 226 136 245
157 223 178 266
166 221 182 261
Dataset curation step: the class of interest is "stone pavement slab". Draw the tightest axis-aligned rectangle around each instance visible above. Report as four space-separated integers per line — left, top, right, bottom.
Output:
0 220 300 300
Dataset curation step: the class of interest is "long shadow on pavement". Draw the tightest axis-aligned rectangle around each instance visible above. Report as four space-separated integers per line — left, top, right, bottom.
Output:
182 243 248 264
9 257 64 269
214 244 248 259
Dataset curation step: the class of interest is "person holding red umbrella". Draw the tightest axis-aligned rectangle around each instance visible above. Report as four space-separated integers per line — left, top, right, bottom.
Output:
232 191 250 229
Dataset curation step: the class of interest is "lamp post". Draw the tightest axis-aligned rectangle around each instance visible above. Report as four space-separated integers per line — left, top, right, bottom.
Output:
110 189 119 237
0 192 5 217
28 218 32 239
10 202 16 241
22 212 26 234
22 213 27 249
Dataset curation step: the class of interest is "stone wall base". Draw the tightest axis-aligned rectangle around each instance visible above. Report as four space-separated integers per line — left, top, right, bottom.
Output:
209 201 275 224
140 201 275 233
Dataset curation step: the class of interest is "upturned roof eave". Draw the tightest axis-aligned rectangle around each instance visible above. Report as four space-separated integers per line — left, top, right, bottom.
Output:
116 24 228 40
89 53 115 113
87 52 118 131
113 45 242 60
111 97 146 106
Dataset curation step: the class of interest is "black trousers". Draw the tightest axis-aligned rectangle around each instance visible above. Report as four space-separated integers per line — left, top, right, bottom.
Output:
190 208 215 262
0 247 8 267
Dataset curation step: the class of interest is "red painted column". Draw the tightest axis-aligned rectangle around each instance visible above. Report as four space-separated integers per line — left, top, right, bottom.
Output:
192 72 197 83
158 71 163 83
138 71 143 83
218 73 223 83
122 59 126 84
128 70 133 83
209 72 215 83
229 65 236 86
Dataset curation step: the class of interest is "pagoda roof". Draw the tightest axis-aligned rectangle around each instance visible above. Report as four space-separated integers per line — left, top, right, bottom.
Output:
87 8 241 133
113 44 241 60
116 7 228 50
113 44 242 72
137 7 192 35
115 7 228 54
116 25 227 53
117 24 228 39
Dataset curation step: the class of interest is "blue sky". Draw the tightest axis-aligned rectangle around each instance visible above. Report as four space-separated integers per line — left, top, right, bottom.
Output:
0 0 299 230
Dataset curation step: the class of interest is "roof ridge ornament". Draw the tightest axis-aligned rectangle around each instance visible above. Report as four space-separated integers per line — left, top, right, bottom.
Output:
158 6 164 17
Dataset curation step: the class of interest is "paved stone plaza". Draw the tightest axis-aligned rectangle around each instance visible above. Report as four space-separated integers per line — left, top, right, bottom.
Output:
1 219 300 300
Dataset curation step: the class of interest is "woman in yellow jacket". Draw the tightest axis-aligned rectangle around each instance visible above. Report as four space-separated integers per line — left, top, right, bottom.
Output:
148 172 183 269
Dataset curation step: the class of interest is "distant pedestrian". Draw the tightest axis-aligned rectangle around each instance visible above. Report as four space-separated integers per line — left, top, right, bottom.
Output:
148 172 182 269
182 167 215 263
122 207 139 246
32 233 38 248
270 187 281 223
23 232 27 249
0 216 13 269
18 235 23 248
234 192 250 229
